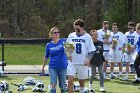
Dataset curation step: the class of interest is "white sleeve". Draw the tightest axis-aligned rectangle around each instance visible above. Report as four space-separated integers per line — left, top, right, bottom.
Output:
86 35 96 52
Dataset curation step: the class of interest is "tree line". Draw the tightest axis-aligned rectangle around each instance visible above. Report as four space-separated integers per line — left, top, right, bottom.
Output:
0 0 140 38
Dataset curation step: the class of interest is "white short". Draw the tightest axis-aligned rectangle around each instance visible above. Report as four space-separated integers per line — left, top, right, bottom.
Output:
67 61 89 79
109 50 122 63
123 51 136 63
103 51 110 61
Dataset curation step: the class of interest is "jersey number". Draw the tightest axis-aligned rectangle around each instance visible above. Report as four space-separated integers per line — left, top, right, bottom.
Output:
76 43 82 54
128 39 134 45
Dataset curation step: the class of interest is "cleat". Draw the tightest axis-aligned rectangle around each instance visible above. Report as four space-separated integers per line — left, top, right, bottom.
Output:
100 87 105 92
122 77 128 81
110 74 115 79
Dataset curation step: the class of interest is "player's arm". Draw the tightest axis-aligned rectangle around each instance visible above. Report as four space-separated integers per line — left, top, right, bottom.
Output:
84 35 96 66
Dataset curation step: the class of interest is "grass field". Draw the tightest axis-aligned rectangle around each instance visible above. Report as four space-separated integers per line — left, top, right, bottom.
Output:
0 75 140 93
0 44 140 93
0 44 46 65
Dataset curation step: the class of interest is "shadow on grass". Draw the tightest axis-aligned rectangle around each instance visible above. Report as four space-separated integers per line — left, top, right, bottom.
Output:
112 79 140 87
0 75 16 80
95 90 113 93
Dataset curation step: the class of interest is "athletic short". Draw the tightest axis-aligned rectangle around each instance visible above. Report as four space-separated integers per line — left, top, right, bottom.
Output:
123 51 136 63
103 51 110 61
109 50 122 63
67 61 89 79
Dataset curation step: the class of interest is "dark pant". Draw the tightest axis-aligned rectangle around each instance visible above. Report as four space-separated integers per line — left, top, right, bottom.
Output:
90 64 104 87
134 55 140 77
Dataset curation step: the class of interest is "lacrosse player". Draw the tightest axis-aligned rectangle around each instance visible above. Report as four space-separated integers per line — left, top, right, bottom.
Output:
97 21 111 79
67 19 96 93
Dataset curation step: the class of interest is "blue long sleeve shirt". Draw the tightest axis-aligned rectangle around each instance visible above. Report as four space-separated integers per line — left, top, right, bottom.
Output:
137 36 140 55
45 38 67 69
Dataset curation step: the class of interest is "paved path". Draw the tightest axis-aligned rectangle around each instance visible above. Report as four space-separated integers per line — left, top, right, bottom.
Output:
2 65 47 74
1 65 134 74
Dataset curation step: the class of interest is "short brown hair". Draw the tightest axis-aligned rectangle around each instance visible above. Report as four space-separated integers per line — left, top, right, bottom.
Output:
74 19 84 27
128 21 135 27
103 21 109 25
90 30 97 35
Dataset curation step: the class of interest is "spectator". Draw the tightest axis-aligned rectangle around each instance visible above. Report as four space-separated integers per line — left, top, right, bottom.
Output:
89 30 105 92
133 23 140 84
42 27 68 93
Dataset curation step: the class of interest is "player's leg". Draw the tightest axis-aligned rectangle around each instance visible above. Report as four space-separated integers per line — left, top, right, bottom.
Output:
116 50 123 79
109 50 115 79
123 53 130 80
67 62 76 93
103 51 109 79
58 68 67 93
77 65 89 93
110 62 115 79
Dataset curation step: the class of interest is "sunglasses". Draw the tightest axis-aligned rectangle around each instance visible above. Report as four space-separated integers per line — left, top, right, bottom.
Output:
53 31 59 34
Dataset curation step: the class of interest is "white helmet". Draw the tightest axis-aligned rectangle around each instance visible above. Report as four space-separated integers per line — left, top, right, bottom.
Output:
73 82 80 92
0 81 9 91
32 81 45 92
24 76 36 85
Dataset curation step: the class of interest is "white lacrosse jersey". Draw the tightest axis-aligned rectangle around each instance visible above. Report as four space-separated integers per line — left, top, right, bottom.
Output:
97 29 111 50
125 31 139 46
67 32 96 64
110 31 124 50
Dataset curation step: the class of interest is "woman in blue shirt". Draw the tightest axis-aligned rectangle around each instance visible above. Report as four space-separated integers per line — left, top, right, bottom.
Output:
42 27 67 93
133 23 140 84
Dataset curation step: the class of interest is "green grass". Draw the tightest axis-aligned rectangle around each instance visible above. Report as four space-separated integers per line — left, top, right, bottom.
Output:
0 75 140 93
0 44 46 65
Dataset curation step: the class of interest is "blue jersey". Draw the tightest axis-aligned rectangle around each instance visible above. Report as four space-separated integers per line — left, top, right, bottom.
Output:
45 38 67 69
137 36 140 55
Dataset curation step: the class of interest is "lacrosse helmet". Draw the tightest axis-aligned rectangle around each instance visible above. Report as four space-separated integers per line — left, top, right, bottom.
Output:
0 81 9 91
24 76 36 85
32 81 45 92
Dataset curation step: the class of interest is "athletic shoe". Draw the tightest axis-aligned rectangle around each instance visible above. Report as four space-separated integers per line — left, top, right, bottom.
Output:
122 77 128 81
133 79 140 84
110 74 115 79
100 87 105 92
89 84 95 93
117 74 123 79
89 89 95 93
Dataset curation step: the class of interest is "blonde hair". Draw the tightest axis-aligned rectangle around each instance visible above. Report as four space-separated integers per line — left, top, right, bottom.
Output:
136 23 140 30
49 27 59 38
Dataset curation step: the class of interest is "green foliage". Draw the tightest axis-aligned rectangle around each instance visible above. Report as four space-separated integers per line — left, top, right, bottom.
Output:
0 0 140 37
104 0 129 32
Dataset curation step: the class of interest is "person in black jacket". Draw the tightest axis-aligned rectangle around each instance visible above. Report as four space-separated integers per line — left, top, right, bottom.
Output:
89 30 105 92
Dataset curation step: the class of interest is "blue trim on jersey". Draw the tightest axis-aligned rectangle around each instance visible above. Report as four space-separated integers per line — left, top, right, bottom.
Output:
137 36 140 55
45 39 67 69
76 33 85 37
129 31 134 34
